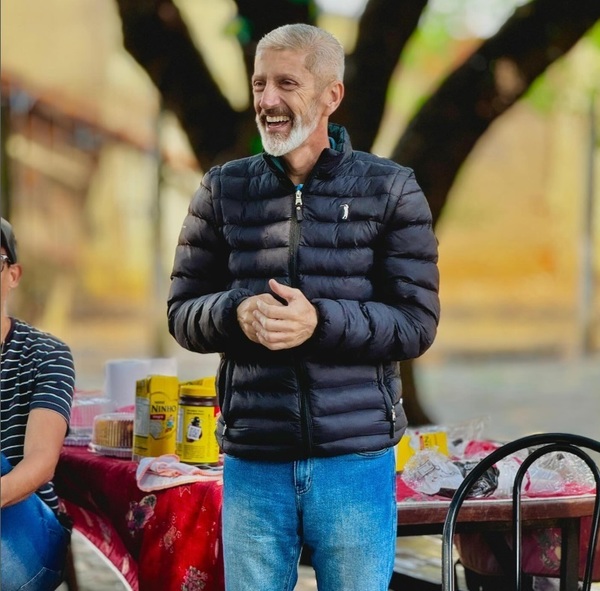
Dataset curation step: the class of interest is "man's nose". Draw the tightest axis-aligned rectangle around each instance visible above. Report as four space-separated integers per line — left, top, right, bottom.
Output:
259 84 280 110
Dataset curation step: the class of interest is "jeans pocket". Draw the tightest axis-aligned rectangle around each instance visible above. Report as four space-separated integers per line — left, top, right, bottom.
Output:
38 514 69 575
355 447 390 458
19 566 63 591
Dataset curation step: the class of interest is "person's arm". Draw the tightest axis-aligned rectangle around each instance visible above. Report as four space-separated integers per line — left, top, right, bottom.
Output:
168 169 255 355
0 408 67 507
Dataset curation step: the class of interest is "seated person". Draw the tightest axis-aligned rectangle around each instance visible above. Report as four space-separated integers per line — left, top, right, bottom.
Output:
1 217 75 591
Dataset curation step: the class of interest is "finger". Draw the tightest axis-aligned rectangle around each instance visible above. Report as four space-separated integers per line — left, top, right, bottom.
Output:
268 279 299 304
254 326 290 350
255 298 292 320
253 314 295 333
258 294 285 308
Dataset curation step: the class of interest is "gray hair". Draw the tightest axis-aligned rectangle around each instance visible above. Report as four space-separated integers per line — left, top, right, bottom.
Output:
256 24 345 85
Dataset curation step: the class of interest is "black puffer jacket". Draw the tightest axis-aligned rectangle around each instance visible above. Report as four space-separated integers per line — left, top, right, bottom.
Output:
168 124 440 461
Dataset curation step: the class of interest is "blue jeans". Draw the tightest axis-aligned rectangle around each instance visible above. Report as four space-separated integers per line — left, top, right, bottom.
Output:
222 448 397 591
1 453 69 591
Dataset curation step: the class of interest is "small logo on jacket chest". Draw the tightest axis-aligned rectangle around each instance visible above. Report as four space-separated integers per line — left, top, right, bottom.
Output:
340 204 349 220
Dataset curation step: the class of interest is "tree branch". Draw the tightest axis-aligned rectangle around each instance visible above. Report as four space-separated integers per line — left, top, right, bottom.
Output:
114 0 241 169
391 0 600 226
232 0 315 87
339 0 428 151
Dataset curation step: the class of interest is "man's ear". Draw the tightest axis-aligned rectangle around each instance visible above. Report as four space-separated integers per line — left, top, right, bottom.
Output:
7 263 22 288
324 81 344 116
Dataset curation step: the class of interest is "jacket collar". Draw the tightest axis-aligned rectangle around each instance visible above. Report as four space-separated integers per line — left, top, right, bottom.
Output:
263 123 353 181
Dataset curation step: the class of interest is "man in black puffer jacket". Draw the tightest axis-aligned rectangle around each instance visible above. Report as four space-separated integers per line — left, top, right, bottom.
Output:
168 23 440 591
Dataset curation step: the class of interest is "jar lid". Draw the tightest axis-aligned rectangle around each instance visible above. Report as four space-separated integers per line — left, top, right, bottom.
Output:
179 376 216 398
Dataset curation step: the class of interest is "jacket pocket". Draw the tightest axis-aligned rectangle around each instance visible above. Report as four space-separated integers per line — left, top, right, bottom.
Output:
378 364 397 438
217 358 234 423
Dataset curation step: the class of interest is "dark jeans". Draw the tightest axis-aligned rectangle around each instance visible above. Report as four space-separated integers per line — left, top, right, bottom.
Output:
1 452 69 591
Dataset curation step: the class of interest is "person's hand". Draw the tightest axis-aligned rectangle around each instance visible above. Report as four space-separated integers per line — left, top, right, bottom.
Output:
237 292 283 343
251 279 318 350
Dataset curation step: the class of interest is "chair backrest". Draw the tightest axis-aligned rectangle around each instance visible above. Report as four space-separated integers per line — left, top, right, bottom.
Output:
441 432 600 591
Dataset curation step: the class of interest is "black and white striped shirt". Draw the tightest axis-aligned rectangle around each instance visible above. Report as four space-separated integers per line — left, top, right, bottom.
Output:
1 318 75 514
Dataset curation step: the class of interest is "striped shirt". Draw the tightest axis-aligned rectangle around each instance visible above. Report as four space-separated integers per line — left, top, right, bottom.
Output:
1 318 75 514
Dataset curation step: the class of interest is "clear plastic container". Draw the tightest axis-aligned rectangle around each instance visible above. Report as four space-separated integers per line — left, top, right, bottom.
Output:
91 412 134 458
69 390 111 434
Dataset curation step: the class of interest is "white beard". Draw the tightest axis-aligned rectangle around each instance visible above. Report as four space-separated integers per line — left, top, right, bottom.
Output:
256 104 320 157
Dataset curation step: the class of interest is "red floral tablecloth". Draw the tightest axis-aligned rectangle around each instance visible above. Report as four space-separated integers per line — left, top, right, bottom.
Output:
56 445 598 589
55 446 224 591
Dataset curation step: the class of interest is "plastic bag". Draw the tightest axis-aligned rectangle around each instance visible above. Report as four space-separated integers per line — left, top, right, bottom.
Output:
401 450 499 498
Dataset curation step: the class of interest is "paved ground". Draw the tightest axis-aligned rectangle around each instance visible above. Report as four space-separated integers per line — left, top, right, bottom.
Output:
58 532 319 590
57 351 600 590
418 353 600 443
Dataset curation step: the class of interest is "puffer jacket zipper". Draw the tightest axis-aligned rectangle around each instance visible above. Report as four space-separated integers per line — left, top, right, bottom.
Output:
289 184 303 287
290 183 313 455
294 186 304 221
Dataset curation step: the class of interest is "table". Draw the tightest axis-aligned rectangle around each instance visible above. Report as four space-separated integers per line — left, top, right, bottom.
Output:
55 446 597 591
54 446 224 591
395 495 599 590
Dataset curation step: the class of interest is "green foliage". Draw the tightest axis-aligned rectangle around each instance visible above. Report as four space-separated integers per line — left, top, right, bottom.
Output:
523 23 600 116
587 20 600 49
523 74 559 115
227 16 252 45
403 19 454 68
249 134 263 155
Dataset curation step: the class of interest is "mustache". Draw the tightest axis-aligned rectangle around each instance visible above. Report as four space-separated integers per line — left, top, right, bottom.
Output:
258 109 292 119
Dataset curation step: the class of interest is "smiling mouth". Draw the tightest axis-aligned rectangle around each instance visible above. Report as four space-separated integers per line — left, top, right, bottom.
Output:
263 114 291 132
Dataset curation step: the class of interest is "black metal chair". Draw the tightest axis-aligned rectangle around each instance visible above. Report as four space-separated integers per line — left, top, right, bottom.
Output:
441 433 600 591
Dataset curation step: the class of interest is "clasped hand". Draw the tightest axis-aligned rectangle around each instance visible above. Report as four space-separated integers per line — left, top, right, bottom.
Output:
237 279 318 350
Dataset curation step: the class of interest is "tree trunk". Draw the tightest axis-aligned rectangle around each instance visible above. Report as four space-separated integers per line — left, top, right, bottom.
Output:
115 0 600 426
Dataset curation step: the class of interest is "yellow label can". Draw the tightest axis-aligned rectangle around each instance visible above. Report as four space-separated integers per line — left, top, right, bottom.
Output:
133 375 179 461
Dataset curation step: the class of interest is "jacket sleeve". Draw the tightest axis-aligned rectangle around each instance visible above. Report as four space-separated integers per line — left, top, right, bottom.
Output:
167 169 253 355
307 170 440 363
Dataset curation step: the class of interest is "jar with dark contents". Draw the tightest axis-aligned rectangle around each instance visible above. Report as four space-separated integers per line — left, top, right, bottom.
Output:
176 380 220 466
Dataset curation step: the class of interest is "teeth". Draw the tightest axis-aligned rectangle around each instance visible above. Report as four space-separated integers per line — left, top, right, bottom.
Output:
266 116 289 123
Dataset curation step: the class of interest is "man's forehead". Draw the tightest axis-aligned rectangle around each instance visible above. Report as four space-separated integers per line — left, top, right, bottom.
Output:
254 49 310 74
